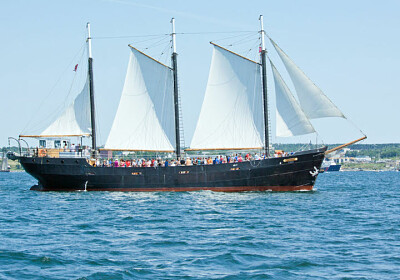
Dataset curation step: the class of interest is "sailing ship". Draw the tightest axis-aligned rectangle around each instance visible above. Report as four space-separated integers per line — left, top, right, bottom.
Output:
1 152 10 172
9 17 366 191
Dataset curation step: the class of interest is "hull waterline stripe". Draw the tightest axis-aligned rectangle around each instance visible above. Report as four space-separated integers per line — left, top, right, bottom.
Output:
35 185 314 192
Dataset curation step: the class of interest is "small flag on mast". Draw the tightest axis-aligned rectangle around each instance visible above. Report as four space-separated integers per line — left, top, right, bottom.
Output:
259 47 262 53
73 64 78 72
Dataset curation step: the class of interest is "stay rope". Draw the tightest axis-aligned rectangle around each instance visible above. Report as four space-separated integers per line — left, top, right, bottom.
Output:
21 42 87 136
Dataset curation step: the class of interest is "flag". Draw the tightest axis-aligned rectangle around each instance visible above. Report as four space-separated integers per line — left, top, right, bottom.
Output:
73 64 78 72
259 47 262 53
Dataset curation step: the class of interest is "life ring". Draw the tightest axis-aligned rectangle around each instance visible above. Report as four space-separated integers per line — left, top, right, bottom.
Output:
39 149 47 157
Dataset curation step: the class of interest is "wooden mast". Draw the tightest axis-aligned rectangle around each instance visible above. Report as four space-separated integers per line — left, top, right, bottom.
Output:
171 18 181 160
87 23 97 158
259 15 270 157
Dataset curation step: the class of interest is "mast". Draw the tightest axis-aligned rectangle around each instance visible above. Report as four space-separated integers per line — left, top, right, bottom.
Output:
171 18 181 159
259 15 270 157
87 22 97 157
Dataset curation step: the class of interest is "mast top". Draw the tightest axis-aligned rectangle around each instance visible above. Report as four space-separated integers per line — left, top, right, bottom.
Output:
259 15 266 52
87 22 92 58
171 18 177 53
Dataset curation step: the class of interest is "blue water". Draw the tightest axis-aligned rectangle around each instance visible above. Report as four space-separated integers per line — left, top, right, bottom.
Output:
0 172 399 279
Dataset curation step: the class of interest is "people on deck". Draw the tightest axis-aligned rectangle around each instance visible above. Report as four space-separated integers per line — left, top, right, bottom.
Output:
57 143 279 168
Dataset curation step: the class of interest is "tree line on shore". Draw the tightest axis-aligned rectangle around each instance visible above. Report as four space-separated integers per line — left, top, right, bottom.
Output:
274 143 400 159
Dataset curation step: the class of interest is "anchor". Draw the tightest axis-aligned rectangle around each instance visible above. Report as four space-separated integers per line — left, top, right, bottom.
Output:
309 166 319 177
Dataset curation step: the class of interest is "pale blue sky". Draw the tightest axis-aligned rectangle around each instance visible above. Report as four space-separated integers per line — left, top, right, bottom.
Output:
1 0 399 147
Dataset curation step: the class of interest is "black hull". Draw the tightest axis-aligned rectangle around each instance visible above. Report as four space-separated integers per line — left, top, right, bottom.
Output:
326 165 341 172
18 147 326 192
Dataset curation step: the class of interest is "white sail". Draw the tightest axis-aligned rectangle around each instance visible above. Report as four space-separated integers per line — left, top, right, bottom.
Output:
270 60 315 137
270 38 344 119
104 47 175 151
1 153 8 171
190 44 264 150
40 78 91 137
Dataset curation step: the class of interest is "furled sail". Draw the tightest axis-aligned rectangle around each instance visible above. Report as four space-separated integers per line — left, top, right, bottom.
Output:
104 46 175 151
270 38 344 119
189 44 264 150
38 78 91 137
270 60 315 137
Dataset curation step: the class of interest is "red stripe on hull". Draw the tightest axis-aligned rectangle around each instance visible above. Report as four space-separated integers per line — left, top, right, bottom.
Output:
70 185 314 192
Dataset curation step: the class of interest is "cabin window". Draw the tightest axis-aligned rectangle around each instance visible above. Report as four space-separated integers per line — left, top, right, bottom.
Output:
39 140 46 148
230 167 240 171
54 140 61 149
179 171 190 174
132 172 142 175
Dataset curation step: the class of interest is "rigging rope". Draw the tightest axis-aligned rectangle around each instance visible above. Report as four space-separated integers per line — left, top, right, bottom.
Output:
93 34 168 39
157 40 172 66
21 42 87 135
143 35 170 50
128 35 170 45
227 33 259 47
346 118 367 138
92 30 257 40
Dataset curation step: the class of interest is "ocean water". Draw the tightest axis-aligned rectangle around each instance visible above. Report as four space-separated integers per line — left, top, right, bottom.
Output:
0 172 399 280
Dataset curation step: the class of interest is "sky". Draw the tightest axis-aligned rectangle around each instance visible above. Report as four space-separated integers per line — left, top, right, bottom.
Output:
1 0 399 147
